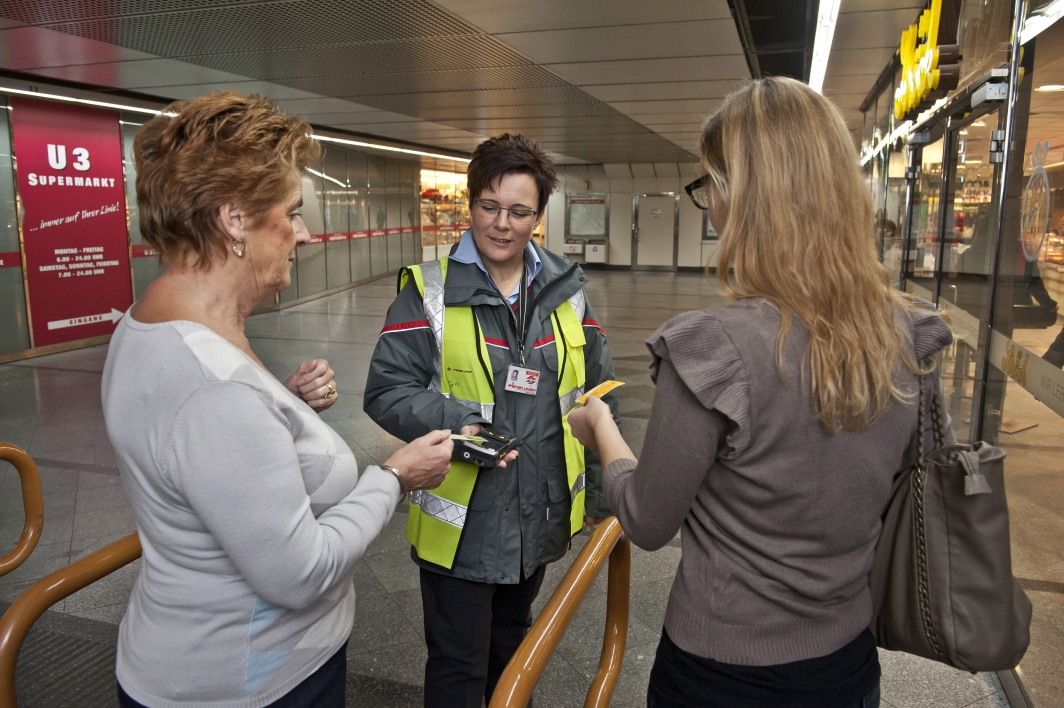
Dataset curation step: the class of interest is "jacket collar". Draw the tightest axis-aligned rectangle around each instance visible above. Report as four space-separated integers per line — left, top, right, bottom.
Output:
442 240 588 316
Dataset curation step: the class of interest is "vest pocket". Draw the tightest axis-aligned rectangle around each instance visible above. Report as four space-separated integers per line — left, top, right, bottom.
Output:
546 466 569 503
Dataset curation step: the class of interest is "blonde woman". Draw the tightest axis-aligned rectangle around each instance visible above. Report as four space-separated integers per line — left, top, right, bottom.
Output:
568 77 954 708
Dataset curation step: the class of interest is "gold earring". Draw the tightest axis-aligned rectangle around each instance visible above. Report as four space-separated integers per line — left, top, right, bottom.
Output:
232 237 245 257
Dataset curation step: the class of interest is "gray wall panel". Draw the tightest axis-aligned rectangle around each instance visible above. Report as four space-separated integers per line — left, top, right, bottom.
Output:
326 240 351 288
369 236 388 275
351 238 372 281
387 233 402 271
297 243 327 297
0 267 31 355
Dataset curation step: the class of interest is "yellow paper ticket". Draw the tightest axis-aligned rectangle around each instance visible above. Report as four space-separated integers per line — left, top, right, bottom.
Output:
450 434 487 445
575 380 625 405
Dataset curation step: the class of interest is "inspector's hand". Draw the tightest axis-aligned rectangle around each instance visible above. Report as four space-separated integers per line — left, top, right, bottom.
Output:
284 359 338 411
385 430 454 491
458 423 518 468
583 515 608 533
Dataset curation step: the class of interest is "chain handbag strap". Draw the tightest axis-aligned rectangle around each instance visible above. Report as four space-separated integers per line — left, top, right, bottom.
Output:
912 366 947 661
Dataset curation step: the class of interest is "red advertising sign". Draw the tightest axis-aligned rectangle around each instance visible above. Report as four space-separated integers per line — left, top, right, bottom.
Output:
10 97 132 347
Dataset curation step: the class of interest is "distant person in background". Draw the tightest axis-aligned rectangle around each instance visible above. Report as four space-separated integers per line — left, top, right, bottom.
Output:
103 90 454 708
568 77 954 708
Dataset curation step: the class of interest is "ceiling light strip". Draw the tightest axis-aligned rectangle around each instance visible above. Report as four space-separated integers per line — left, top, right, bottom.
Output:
305 167 347 188
808 0 843 92
0 85 165 115
0 86 470 164
313 135 471 163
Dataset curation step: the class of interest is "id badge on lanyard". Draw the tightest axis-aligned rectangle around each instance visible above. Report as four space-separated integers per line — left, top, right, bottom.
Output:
505 258 540 396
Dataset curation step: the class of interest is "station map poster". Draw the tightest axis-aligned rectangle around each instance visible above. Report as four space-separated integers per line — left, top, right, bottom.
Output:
569 197 607 238
10 97 132 348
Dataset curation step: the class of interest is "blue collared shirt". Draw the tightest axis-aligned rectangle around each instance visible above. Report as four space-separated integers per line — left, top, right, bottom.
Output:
449 229 542 305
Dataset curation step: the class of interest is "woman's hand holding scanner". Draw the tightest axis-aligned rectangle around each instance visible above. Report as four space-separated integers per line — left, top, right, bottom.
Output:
385 430 454 492
284 359 338 411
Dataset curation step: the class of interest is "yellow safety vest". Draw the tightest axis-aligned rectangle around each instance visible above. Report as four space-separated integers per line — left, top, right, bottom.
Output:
401 257 588 569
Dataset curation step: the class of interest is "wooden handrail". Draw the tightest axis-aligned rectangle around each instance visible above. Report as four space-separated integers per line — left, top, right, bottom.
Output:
489 517 631 708
0 444 43 578
0 533 142 708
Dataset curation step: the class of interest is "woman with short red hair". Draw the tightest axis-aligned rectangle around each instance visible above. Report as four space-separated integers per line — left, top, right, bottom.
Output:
102 90 454 708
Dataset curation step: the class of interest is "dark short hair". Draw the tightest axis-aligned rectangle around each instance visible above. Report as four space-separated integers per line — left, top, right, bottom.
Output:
134 90 321 269
467 134 557 215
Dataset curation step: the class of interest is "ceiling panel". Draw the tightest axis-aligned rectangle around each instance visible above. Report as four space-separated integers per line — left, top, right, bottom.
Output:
0 0 765 163
547 55 751 86
832 9 916 50
498 19 742 64
582 80 744 102
431 0 730 33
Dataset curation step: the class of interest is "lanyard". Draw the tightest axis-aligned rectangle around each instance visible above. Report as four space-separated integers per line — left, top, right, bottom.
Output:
507 255 529 367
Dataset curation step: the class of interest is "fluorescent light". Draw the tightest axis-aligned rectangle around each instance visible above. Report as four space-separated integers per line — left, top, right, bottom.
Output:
808 0 842 92
972 121 986 127
1021 0 1064 43
1035 84 1064 92
0 85 471 164
964 159 983 164
860 119 913 166
314 134 471 164
305 167 347 188
0 85 166 115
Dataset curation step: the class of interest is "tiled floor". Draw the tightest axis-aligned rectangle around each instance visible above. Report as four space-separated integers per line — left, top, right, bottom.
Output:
0 270 1032 707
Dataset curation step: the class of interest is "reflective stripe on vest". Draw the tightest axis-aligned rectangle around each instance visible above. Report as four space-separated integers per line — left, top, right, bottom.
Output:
409 490 467 528
401 257 589 569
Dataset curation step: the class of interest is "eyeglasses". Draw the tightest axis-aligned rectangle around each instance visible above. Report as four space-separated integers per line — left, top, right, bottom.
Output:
684 175 710 210
472 200 538 224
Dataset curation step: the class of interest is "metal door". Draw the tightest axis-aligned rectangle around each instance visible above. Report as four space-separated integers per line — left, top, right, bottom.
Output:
632 193 678 270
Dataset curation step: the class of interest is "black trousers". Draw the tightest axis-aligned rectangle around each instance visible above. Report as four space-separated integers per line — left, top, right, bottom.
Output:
420 566 546 708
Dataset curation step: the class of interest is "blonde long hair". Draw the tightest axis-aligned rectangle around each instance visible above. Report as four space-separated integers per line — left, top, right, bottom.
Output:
702 77 927 433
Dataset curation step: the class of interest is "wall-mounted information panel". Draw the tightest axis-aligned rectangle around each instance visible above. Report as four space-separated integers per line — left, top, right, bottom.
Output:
565 193 609 241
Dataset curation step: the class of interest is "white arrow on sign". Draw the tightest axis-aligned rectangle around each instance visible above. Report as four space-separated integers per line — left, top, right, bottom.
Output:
47 308 124 331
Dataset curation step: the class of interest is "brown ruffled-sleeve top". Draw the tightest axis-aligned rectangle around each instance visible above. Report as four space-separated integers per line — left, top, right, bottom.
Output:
603 298 954 667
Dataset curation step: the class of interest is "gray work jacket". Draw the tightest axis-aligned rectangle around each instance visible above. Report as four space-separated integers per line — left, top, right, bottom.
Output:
363 242 619 583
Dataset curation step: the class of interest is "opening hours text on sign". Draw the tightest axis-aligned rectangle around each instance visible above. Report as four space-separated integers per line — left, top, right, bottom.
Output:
10 96 133 348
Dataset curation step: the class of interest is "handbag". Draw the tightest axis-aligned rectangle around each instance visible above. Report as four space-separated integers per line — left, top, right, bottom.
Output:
868 368 1032 672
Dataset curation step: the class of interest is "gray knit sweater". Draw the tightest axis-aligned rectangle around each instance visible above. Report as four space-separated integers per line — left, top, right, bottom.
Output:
604 299 953 666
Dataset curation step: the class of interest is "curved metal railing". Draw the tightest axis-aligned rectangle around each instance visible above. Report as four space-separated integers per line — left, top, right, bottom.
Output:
0 533 142 708
0 444 44 579
489 517 631 708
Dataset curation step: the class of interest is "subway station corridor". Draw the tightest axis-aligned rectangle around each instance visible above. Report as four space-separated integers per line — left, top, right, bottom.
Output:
0 271 1018 708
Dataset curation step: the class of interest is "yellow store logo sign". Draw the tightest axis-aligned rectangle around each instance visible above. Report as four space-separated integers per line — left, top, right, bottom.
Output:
893 0 960 120
1001 340 1030 387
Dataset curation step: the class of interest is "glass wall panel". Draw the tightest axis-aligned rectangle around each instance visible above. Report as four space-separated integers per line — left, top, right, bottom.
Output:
386 159 403 271
420 168 439 262
348 151 371 282
956 0 1013 92
982 20 1064 703
368 155 388 275
323 148 351 289
905 139 946 292
120 114 166 301
297 165 327 298
401 164 418 265
0 100 30 355
937 111 1001 443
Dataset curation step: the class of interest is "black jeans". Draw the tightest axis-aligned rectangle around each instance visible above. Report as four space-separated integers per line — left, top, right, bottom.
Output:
646 630 880 708
420 566 546 708
117 640 347 708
